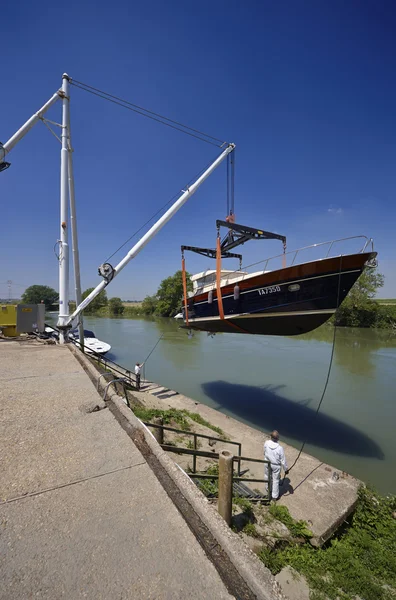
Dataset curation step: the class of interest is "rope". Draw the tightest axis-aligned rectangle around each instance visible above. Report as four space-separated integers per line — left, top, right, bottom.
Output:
181 255 189 326
70 79 225 148
280 255 343 485
143 334 164 364
216 236 225 320
103 149 225 263
215 235 247 334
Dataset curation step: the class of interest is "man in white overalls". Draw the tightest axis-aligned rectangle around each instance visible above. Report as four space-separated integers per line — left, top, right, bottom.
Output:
264 430 289 501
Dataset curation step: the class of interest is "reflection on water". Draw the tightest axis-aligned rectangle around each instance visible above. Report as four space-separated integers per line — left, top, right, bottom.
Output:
300 327 396 378
56 314 396 494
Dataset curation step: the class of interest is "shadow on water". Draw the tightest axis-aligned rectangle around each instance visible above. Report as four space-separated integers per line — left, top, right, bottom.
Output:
202 380 384 459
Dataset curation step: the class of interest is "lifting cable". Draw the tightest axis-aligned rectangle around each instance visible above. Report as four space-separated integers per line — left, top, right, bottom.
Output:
102 149 225 264
280 255 343 486
70 79 226 148
226 151 236 219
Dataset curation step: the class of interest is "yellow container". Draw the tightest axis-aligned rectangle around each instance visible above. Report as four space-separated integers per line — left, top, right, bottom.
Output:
0 304 18 336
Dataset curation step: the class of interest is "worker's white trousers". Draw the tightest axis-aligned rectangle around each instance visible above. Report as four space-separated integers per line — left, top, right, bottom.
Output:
265 464 281 499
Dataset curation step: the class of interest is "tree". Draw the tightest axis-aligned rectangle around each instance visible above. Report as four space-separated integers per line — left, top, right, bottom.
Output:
346 269 384 305
141 295 158 315
335 268 385 327
108 297 124 315
81 287 108 314
22 285 58 309
154 270 192 317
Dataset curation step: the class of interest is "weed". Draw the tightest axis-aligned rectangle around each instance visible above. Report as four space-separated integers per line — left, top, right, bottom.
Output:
195 464 219 497
260 486 396 600
133 406 191 430
233 496 254 517
269 504 312 539
173 436 185 445
243 522 260 538
186 438 202 449
185 412 226 437
133 406 227 437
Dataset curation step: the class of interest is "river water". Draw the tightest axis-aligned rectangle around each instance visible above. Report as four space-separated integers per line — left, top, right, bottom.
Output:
70 316 396 495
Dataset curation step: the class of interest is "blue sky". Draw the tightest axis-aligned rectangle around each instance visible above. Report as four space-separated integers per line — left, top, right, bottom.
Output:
1 0 395 301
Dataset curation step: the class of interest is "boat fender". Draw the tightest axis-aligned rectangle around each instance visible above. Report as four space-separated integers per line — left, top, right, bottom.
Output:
208 290 213 304
233 284 240 300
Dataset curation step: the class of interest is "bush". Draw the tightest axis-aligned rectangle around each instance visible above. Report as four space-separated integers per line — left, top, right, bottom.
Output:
260 486 396 600
108 297 124 315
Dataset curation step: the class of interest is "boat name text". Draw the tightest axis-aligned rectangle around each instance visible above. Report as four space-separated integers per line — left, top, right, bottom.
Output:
258 285 281 296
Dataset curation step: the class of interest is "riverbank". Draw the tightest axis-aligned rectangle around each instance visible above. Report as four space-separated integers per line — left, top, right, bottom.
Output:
85 351 396 600
48 315 395 494
127 377 361 546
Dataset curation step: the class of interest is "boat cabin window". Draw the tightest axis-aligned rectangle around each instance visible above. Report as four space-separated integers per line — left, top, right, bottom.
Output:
194 273 216 289
83 330 96 338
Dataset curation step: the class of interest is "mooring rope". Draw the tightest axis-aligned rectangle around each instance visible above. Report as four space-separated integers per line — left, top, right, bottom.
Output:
279 255 344 485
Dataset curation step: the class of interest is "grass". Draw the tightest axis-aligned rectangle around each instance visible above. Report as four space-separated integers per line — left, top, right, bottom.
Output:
243 522 260 538
186 438 202 449
233 496 254 517
195 464 219 497
269 504 313 539
260 487 396 600
132 406 191 430
376 298 396 305
132 405 226 437
185 412 226 437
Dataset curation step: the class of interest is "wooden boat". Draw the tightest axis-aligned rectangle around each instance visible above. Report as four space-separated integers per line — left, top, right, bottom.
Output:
181 221 377 336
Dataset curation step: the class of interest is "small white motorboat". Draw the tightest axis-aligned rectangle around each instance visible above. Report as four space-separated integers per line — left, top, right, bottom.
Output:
69 328 111 355
174 312 184 320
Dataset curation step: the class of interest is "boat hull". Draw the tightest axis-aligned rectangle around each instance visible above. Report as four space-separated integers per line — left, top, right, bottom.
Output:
182 252 376 336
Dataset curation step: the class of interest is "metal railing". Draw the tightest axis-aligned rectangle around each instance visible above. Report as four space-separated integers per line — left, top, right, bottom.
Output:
197 235 375 291
74 340 138 388
168 447 272 502
145 421 272 502
144 421 242 475
102 377 130 406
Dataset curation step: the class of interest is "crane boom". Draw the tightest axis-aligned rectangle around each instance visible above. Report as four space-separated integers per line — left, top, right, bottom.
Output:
0 91 63 168
66 143 236 328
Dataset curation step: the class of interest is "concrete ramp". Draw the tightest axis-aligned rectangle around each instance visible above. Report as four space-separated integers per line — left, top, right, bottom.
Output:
0 341 234 599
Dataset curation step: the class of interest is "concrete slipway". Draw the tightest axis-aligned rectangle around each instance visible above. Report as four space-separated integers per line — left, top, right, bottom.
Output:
0 340 285 600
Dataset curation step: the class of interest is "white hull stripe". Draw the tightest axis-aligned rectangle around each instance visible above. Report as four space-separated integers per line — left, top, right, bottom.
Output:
191 269 361 306
192 269 361 307
187 309 336 323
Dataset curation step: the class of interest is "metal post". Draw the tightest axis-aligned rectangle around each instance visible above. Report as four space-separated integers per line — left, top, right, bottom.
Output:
67 106 84 350
218 450 233 525
152 418 164 444
193 434 197 473
57 74 70 343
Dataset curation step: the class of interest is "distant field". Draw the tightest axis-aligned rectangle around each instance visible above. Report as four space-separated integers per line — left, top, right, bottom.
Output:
122 301 142 307
376 299 396 305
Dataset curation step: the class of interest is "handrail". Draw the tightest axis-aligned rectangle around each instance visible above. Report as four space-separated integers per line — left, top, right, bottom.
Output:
144 422 241 446
103 378 130 407
73 340 138 388
97 371 116 390
145 421 242 475
161 444 272 501
194 235 374 292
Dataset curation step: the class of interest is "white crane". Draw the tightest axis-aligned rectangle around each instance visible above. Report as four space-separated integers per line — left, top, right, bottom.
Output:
0 74 235 343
